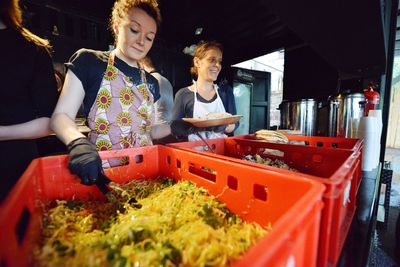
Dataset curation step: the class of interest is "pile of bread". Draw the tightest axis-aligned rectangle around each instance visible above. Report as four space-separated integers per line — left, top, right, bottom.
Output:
254 130 289 144
203 112 232 120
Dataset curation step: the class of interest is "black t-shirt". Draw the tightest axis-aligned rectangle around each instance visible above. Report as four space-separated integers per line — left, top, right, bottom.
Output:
0 28 59 202
66 49 160 117
0 28 58 124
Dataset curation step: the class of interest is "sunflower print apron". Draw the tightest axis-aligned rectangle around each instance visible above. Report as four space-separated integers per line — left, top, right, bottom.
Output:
86 51 154 167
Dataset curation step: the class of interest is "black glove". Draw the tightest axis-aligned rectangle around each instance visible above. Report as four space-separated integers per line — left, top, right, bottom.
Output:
67 137 103 186
207 125 227 133
170 119 197 139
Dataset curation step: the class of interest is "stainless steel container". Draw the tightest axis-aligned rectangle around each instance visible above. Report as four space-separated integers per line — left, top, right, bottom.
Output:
316 100 329 136
290 99 317 136
328 92 365 138
278 100 291 129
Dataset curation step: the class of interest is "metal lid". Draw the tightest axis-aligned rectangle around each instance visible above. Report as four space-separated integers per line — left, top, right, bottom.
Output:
344 92 364 99
292 98 316 103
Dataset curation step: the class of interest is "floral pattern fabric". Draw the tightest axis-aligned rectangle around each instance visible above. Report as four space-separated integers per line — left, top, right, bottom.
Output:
86 52 154 167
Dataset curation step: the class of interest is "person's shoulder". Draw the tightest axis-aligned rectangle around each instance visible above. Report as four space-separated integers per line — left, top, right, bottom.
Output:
149 71 162 81
152 72 172 87
69 48 109 63
218 83 234 97
146 71 158 86
16 35 54 66
218 83 233 92
158 74 172 85
27 42 53 62
175 86 192 98
67 48 109 73
2 28 29 47
5 29 50 57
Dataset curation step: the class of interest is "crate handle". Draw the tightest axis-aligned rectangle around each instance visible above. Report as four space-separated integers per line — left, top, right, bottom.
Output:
99 148 138 160
98 149 147 168
188 164 217 183
16 207 31 245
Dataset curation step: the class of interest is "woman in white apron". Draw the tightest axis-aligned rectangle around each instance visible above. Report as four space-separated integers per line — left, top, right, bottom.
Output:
189 82 227 141
172 41 238 142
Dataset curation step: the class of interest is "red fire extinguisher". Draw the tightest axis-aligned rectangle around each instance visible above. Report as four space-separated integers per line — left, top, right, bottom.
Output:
364 82 380 116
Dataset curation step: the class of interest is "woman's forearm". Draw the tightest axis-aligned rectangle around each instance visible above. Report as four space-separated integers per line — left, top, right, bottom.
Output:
151 124 172 140
0 117 53 141
50 113 85 145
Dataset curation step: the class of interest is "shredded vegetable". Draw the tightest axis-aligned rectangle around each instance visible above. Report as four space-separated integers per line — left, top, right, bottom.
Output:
34 178 270 267
243 154 298 171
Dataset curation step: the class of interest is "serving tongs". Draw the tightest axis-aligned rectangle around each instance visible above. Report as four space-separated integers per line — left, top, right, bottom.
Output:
96 173 141 212
195 132 215 153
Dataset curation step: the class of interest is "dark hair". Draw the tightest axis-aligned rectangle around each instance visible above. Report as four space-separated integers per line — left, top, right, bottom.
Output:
110 0 161 42
0 0 51 49
190 40 223 77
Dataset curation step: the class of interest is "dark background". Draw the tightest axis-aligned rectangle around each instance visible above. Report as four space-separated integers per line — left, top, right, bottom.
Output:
16 3 400 266
21 0 389 100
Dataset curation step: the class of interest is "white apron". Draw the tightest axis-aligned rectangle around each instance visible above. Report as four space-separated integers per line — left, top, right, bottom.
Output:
188 82 228 141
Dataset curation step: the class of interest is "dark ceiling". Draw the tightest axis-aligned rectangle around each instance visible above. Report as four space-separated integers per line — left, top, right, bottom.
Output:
157 0 302 65
24 0 388 77
263 0 388 78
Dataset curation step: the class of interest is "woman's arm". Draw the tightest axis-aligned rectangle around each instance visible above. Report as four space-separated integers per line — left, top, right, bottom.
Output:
52 69 103 186
151 89 183 139
150 124 172 139
0 117 52 141
221 85 239 134
171 88 189 120
50 69 86 145
152 88 193 140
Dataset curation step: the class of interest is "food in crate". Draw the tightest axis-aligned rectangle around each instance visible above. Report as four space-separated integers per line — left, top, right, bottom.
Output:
243 154 298 171
254 130 289 144
34 178 269 267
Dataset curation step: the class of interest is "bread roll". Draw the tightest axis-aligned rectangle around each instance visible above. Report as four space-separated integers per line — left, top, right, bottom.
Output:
254 130 289 144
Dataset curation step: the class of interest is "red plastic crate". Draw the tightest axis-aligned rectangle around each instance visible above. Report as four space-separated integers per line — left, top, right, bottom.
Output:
234 134 363 152
233 134 363 199
169 138 362 267
0 145 324 267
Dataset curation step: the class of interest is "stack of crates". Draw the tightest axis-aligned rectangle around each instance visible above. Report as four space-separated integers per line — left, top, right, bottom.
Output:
169 135 363 267
0 145 324 267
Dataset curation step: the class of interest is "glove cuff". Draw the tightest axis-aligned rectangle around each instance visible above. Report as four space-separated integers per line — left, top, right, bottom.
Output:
67 137 94 152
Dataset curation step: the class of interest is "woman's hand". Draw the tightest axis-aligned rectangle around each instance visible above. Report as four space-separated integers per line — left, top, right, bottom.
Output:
67 137 102 185
170 120 196 139
224 124 235 134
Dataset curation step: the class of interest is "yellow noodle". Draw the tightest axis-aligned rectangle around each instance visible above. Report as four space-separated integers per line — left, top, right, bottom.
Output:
34 178 269 267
